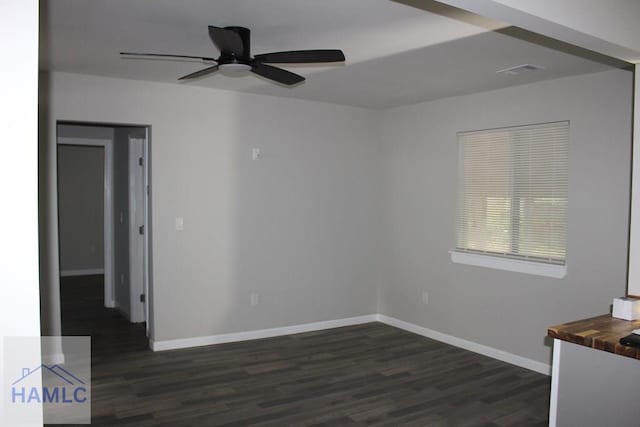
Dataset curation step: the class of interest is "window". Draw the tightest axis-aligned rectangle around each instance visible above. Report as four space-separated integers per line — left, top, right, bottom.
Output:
452 121 568 277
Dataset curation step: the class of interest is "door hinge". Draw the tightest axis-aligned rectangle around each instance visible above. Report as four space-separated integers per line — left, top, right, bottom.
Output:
139 157 143 166
139 225 144 235
140 294 145 303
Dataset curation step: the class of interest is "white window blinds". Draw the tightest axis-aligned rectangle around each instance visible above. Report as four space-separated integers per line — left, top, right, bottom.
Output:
455 121 569 265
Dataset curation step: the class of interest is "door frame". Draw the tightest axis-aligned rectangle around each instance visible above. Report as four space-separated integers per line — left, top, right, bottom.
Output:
143 129 151 332
56 122 153 336
127 135 147 324
57 136 115 308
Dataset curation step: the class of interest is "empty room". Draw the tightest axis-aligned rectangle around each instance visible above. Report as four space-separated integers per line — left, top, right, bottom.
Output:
2 1 640 426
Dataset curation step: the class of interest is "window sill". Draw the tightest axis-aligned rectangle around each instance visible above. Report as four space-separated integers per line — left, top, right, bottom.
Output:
449 251 566 279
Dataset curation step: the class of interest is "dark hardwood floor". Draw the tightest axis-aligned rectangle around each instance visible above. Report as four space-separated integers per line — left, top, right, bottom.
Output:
58 275 550 426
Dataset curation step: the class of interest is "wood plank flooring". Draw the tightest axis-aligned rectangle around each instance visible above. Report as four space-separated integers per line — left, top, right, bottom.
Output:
57 275 550 426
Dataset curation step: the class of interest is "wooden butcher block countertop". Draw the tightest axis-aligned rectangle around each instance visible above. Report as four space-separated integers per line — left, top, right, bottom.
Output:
548 314 640 360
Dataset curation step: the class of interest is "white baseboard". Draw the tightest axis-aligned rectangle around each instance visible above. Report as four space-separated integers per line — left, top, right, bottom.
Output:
149 313 550 375
150 314 378 352
60 268 104 277
376 314 550 375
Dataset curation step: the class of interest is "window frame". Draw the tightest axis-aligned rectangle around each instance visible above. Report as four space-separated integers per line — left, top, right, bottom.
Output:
451 121 569 278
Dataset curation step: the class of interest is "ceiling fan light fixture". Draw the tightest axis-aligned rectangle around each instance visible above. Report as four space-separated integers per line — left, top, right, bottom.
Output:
121 25 345 85
218 62 252 75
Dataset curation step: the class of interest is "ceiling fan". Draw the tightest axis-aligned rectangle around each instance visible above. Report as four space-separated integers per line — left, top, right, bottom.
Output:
121 26 345 86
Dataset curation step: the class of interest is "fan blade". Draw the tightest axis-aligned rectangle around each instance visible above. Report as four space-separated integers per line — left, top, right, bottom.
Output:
254 49 345 64
251 63 305 86
178 65 219 81
120 52 216 62
208 26 243 55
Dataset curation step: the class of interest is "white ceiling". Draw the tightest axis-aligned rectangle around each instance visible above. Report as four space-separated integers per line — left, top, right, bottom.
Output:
40 0 620 109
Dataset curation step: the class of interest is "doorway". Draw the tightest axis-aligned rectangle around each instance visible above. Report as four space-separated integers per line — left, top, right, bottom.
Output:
56 123 151 334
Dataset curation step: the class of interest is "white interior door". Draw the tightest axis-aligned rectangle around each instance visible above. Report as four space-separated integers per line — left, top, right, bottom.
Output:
128 137 146 323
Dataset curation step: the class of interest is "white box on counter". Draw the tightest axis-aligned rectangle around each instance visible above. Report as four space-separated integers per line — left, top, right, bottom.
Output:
612 297 640 321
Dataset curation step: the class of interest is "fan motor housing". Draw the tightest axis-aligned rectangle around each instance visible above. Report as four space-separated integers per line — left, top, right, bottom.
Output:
224 26 251 60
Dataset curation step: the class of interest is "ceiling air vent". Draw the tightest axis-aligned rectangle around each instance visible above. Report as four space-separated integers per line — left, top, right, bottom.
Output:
496 64 545 76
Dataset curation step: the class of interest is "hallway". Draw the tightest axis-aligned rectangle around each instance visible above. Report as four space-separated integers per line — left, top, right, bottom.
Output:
60 275 148 359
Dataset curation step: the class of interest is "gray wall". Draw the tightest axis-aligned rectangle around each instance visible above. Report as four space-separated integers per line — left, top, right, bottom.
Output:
58 124 113 140
42 68 632 365
113 128 130 316
378 69 633 364
44 72 381 342
57 144 105 272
